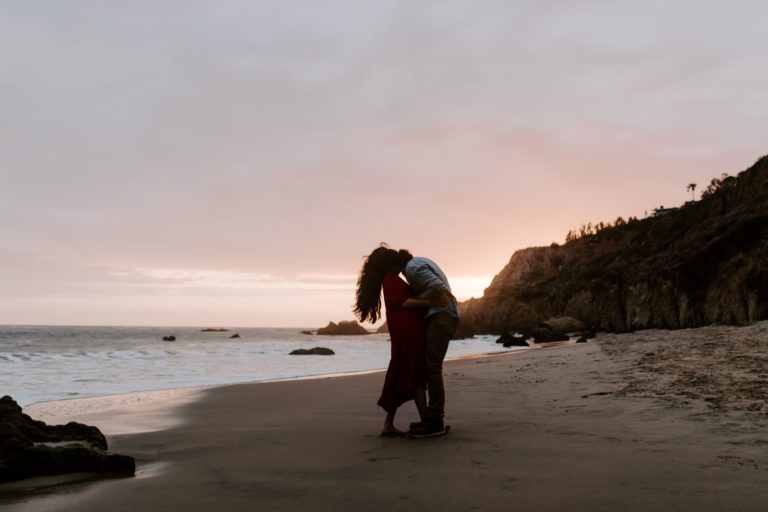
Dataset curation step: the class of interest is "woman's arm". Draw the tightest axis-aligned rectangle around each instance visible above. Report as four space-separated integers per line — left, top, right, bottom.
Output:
401 292 450 309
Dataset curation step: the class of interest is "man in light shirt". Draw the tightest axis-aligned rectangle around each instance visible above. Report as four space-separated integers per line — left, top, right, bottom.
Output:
402 253 460 437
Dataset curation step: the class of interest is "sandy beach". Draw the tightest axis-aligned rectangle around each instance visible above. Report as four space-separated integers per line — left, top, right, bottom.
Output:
3 323 768 511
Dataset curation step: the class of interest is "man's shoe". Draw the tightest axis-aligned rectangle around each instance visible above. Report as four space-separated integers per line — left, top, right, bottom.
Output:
407 421 446 438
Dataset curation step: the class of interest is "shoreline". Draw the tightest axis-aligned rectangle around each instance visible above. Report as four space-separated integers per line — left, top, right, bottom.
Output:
3 328 505 408
5 324 767 511
22 345 536 437
3 347 538 505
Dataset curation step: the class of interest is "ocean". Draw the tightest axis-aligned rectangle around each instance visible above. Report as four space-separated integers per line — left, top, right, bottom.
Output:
0 325 514 407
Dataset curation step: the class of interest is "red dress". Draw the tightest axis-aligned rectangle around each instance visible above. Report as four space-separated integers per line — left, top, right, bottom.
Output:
377 273 427 412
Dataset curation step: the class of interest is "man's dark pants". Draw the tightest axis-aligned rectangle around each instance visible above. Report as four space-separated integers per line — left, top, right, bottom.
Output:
424 312 459 424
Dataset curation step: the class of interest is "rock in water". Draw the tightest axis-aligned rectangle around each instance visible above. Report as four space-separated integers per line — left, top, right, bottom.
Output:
299 330 314 335
289 347 335 356
496 333 529 347
162 335 176 341
0 396 135 483
229 333 240 339
201 328 229 332
316 321 370 335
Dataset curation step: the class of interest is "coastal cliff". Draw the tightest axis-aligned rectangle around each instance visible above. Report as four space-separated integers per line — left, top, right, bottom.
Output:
460 155 768 334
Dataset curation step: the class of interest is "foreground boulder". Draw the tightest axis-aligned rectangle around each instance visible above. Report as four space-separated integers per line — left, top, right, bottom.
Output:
316 321 370 336
289 347 335 356
0 396 135 483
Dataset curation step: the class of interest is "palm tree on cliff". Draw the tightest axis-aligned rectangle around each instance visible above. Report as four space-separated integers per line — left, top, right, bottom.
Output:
687 182 697 201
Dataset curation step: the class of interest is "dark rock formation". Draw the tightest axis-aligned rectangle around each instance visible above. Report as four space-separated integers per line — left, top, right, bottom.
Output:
162 335 176 341
201 328 229 332
376 322 389 334
289 347 335 356
316 321 370 336
531 329 570 343
0 396 135 483
229 333 240 339
299 330 314 335
460 155 768 334
573 329 597 340
495 333 529 347
540 316 584 333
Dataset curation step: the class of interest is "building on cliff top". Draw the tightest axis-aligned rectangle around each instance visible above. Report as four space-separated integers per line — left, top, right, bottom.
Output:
653 206 678 217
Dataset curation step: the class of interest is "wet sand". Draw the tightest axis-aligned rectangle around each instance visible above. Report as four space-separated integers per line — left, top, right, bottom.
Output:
3 323 768 511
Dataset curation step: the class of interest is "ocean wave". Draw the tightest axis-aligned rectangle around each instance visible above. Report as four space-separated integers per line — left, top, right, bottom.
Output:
1 326 511 406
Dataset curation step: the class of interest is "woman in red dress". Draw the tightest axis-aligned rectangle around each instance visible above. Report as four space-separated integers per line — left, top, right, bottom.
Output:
355 246 448 436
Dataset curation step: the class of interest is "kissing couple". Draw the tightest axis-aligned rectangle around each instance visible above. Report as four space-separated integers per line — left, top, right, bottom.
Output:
355 245 460 438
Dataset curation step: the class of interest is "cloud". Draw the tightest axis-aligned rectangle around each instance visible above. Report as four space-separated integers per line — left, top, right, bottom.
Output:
0 249 359 326
0 249 354 296
2 1 767 325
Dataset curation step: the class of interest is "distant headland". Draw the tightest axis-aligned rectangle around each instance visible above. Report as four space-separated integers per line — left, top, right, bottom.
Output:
460 155 768 335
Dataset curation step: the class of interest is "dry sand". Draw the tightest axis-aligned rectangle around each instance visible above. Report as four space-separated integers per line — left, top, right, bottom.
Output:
2 323 768 511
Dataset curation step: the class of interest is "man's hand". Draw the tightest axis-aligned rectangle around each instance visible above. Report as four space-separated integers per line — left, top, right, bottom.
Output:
430 292 450 307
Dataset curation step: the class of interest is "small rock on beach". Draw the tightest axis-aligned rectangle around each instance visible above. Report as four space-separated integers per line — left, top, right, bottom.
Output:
289 347 336 356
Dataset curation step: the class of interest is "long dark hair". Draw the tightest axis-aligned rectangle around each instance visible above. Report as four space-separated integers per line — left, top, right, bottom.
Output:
354 245 413 323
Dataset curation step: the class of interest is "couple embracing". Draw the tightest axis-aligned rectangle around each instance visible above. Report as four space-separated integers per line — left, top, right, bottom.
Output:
354 245 460 438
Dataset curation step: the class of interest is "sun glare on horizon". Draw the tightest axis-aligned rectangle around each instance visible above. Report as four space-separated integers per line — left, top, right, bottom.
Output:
449 276 493 301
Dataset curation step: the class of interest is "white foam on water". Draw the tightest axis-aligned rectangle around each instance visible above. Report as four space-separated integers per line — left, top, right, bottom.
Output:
0 326 519 408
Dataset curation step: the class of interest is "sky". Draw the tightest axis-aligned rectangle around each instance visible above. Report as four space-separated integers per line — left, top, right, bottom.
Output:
1 0 767 327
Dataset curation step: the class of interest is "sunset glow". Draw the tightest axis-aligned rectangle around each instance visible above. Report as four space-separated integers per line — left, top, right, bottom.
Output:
2 1 766 327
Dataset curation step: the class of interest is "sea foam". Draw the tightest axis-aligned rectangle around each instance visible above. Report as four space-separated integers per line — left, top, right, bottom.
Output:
0 326 515 406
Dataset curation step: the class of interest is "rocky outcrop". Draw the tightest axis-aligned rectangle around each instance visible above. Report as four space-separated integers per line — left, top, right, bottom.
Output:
201 328 229 332
316 321 370 336
531 329 570 343
460 155 768 334
540 317 584 333
229 333 240 339
289 347 335 355
162 335 176 341
495 333 529 347
376 322 389 334
0 396 135 483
